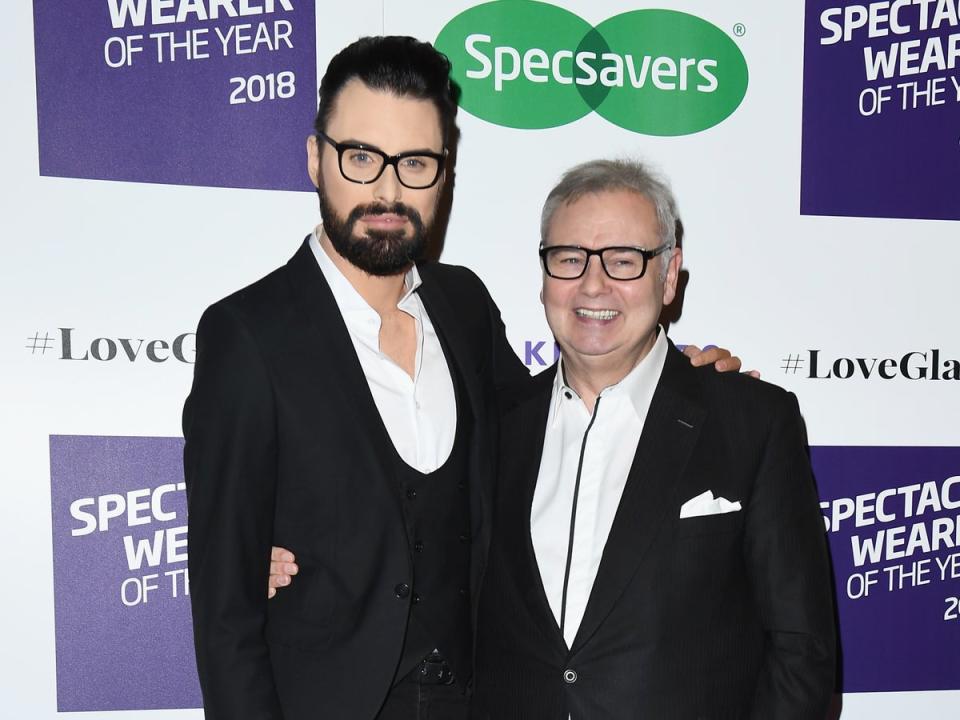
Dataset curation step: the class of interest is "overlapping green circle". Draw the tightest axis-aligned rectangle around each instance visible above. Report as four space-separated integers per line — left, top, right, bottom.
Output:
435 1 749 136
436 1 595 129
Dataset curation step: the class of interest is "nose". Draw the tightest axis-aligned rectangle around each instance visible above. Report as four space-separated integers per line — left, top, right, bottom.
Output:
579 254 609 295
372 162 403 204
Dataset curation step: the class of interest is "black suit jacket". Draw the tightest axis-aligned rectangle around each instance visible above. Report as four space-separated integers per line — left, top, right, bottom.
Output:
475 343 836 720
183 238 526 720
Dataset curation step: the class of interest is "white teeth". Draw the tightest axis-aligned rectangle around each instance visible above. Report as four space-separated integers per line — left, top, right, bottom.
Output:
575 309 619 320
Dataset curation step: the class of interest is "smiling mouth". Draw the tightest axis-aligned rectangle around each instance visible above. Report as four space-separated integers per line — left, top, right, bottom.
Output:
575 308 620 320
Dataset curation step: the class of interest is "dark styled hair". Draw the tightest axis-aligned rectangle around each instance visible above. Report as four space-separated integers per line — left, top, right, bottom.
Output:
314 36 459 146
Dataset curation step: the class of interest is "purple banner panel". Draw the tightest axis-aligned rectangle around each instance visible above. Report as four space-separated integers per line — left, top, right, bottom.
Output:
812 446 960 693
801 1 960 220
50 435 199 711
33 1 317 191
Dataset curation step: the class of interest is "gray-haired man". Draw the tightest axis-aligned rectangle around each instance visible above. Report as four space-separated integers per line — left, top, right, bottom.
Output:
473 158 835 719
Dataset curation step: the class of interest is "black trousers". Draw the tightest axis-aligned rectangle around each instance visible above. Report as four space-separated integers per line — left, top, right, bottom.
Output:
375 666 470 720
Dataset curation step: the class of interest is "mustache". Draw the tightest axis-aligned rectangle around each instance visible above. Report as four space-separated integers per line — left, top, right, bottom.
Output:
347 202 421 224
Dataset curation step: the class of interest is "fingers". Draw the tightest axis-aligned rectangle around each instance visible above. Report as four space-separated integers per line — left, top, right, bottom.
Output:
268 546 298 598
688 345 730 367
684 344 752 375
713 355 743 373
267 568 294 595
268 561 298 585
271 546 296 563
269 574 291 590
269 561 299 577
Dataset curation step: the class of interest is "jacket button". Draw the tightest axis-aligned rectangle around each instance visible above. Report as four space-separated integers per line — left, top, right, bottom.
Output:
412 593 421 605
458 533 470 544
563 669 578 684
414 541 424 553
406 488 417 500
394 583 410 599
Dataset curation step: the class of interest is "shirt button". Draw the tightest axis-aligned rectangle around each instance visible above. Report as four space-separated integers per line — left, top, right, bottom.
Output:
564 391 572 400
563 669 578 684
406 488 417 500
394 583 410 599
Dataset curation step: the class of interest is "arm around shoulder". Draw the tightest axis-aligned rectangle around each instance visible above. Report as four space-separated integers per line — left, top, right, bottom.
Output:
472 270 529 390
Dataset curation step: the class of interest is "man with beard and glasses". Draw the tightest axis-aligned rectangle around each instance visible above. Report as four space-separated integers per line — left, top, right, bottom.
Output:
183 36 739 720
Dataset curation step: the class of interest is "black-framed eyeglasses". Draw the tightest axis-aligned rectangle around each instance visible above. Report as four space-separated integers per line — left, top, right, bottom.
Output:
539 244 671 281
317 131 446 189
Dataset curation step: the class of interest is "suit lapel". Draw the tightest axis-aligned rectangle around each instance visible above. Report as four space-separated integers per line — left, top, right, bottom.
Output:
415 268 495 605
570 345 706 653
415 273 483 429
282 238 400 499
501 367 569 655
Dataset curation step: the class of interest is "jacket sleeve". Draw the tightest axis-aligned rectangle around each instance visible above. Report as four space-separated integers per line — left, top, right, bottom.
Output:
745 391 837 720
477 274 530 392
183 302 283 720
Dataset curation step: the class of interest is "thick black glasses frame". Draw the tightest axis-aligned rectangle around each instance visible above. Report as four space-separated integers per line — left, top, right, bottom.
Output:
539 243 672 281
317 131 446 189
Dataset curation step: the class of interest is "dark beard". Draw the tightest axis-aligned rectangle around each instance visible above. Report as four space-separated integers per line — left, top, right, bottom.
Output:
318 191 428 277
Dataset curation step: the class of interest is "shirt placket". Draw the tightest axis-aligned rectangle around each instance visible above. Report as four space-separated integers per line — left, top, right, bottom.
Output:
404 302 431 471
565 401 606 646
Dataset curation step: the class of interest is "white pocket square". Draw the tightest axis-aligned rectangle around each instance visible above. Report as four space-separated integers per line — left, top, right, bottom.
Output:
679 490 742 519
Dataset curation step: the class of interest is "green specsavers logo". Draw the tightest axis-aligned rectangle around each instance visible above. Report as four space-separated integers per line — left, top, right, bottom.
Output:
435 1 749 135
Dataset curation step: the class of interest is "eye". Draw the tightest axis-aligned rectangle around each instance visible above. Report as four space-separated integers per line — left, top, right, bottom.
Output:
399 156 429 172
552 249 584 265
344 149 376 166
605 250 641 269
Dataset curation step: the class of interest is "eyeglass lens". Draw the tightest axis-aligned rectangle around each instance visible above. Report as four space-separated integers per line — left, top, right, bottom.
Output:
340 148 441 189
543 247 649 280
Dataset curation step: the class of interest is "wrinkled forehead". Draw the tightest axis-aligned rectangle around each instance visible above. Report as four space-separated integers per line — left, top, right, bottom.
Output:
325 79 444 154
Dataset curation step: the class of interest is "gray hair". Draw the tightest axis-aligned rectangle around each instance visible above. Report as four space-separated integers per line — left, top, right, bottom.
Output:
539 158 680 277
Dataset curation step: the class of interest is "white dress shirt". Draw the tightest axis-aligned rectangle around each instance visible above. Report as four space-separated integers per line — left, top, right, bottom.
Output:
531 329 668 648
309 231 456 473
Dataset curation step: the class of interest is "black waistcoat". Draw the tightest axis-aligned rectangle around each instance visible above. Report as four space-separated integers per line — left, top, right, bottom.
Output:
393 339 473 685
